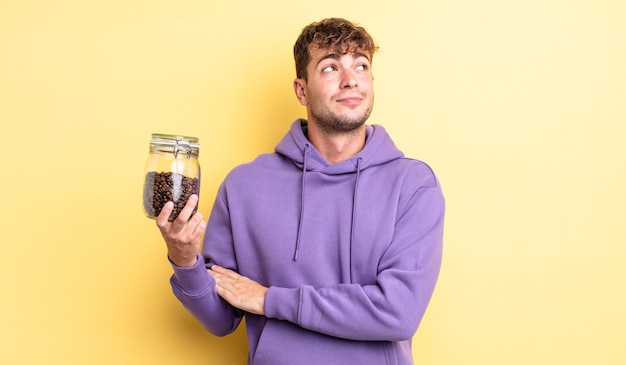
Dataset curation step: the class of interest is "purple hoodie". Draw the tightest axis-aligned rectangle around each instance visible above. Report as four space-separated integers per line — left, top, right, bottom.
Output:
170 119 445 365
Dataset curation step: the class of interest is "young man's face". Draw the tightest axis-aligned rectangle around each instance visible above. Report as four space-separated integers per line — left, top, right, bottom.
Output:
294 45 374 134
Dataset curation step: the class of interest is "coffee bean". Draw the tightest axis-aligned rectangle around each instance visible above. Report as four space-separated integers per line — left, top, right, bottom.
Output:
143 171 200 221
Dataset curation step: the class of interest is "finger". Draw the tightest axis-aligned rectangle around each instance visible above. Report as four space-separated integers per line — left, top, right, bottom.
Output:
156 201 174 229
214 280 232 301
170 194 199 230
211 265 240 280
208 268 220 279
189 212 206 236
208 269 227 284
210 271 233 293
210 265 228 275
194 220 207 238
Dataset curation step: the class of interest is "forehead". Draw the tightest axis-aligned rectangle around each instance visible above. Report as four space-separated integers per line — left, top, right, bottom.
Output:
308 44 372 63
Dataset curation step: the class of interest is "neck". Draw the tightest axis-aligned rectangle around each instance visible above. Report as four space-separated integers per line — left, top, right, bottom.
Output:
306 122 366 165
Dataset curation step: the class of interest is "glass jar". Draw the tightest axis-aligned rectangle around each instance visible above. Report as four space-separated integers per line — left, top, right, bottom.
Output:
143 133 200 221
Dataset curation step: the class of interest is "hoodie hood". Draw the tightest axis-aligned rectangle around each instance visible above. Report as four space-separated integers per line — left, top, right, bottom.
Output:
275 119 405 173
275 119 405 269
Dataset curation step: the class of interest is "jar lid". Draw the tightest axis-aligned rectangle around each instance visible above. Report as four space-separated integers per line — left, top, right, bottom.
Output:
150 133 199 157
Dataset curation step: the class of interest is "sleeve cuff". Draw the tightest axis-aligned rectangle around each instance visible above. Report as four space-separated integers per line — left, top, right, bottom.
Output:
169 253 213 294
264 286 301 322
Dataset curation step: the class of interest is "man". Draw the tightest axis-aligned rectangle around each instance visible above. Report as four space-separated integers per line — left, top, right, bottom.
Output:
157 17 445 365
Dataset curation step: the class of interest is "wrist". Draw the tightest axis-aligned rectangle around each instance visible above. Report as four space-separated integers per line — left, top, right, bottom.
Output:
168 254 198 268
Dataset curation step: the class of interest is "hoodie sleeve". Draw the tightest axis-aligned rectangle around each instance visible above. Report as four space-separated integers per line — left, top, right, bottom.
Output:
169 188 244 337
264 181 445 342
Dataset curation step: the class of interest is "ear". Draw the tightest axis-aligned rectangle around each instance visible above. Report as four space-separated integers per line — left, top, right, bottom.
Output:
293 78 308 106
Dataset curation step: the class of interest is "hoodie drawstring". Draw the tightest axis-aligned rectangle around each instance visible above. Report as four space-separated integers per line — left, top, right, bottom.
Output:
349 156 363 283
293 148 363 279
294 144 310 261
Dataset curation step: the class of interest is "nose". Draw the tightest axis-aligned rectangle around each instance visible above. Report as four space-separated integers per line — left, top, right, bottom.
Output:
341 69 358 88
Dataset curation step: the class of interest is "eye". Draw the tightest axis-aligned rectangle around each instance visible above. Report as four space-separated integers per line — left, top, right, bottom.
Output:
322 65 336 73
355 63 369 71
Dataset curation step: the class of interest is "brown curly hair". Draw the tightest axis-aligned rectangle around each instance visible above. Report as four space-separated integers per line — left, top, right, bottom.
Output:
294 18 379 81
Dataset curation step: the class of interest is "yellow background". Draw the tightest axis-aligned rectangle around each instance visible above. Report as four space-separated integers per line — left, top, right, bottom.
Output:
1 0 624 364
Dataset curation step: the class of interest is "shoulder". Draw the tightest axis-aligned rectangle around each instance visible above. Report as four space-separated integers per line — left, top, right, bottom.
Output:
224 152 293 184
390 157 441 190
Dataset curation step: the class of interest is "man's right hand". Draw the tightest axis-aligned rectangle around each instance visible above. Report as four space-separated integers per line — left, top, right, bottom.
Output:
156 194 206 267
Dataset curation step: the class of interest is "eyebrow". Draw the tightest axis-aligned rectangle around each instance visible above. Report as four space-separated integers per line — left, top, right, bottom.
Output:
315 52 371 68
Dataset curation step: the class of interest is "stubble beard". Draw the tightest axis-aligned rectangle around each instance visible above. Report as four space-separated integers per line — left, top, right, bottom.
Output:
310 103 373 136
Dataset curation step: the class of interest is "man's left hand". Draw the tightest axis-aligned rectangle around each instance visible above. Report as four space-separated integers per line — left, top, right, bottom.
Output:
209 265 268 315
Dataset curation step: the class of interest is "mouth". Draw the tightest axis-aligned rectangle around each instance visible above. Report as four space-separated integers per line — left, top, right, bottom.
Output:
336 95 364 106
